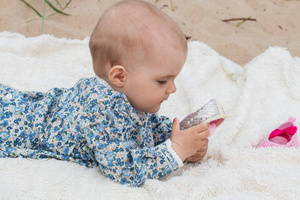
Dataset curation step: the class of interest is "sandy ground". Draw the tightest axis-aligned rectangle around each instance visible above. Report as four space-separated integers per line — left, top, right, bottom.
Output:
0 0 299 65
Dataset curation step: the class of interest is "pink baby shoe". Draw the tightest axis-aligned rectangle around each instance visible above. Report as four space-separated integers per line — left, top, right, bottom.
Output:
258 117 298 148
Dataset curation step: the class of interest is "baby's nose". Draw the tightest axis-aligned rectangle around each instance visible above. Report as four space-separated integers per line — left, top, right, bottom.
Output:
167 83 176 94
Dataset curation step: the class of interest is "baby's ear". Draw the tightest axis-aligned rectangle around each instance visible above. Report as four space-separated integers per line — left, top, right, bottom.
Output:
108 65 127 88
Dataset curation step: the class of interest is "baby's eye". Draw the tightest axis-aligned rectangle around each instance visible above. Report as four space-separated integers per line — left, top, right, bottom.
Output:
157 80 167 85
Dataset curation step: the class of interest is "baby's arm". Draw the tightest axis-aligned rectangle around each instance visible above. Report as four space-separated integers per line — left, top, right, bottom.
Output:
90 132 182 187
83 111 182 187
86 117 209 187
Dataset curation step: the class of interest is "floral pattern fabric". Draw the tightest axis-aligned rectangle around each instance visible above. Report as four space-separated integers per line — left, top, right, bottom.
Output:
0 77 181 186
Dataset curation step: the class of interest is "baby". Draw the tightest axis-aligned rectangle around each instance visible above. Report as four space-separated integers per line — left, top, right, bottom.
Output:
0 0 210 187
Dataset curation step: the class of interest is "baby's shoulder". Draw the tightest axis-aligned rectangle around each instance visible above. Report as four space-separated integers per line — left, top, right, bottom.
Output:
73 77 112 95
76 77 129 110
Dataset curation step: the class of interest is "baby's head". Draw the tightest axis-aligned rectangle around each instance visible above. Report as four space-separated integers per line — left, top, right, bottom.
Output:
89 0 187 113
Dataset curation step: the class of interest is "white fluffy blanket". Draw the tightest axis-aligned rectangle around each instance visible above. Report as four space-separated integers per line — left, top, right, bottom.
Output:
0 32 300 200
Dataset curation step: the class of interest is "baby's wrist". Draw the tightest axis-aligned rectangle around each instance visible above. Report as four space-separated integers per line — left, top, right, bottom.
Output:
170 142 187 161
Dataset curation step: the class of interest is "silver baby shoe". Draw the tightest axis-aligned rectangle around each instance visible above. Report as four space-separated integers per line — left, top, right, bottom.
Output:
179 99 226 130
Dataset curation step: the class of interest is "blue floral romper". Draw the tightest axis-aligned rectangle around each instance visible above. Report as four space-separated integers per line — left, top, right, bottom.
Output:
0 77 183 186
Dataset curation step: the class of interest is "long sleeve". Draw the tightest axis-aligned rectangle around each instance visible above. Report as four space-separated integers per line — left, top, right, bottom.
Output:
150 114 184 169
150 114 173 146
81 91 182 186
94 138 181 187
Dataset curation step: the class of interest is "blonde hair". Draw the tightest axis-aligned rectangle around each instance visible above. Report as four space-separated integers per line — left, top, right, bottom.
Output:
89 0 187 78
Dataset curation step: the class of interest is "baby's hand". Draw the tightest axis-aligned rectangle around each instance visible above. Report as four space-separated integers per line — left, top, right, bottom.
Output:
184 140 208 162
171 118 210 161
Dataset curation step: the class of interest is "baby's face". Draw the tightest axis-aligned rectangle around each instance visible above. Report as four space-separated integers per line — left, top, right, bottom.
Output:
123 44 187 113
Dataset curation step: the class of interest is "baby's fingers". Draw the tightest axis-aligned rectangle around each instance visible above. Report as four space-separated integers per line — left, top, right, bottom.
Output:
193 123 209 133
199 138 209 150
192 123 210 138
185 151 207 162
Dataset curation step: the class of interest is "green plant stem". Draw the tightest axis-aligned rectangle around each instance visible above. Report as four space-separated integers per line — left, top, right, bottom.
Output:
46 0 72 19
20 0 42 17
236 16 251 27
20 0 72 34
55 0 62 9
41 0 46 34
26 0 72 23
45 0 70 16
